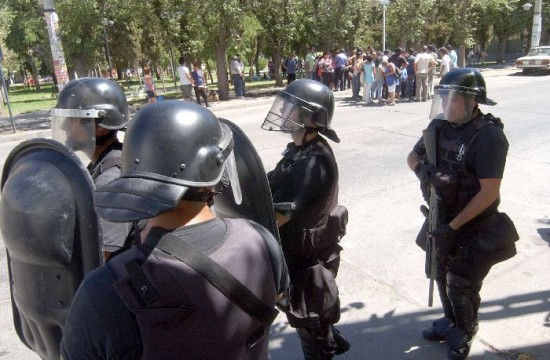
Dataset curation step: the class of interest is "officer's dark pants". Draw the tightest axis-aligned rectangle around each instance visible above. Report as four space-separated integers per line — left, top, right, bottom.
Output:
435 228 493 357
297 326 338 360
286 251 342 360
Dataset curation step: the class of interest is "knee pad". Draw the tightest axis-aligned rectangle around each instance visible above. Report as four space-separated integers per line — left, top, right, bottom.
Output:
446 272 474 295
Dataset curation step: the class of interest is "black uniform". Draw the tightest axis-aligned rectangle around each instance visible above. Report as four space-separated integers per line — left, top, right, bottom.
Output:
61 218 288 359
87 141 132 254
269 135 343 359
413 112 518 357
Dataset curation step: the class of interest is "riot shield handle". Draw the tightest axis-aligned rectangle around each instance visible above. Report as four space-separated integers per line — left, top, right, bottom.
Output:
273 202 296 211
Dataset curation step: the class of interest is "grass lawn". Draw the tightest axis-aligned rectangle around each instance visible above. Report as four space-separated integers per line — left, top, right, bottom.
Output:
2 84 58 115
2 76 280 115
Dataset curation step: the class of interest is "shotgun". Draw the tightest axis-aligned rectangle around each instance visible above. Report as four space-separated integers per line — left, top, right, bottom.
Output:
422 127 438 307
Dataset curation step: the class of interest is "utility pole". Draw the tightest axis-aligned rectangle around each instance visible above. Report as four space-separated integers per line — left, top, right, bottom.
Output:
0 45 16 133
39 0 70 91
531 0 543 49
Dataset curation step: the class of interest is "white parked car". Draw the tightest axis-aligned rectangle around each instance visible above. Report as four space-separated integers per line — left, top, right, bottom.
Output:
515 46 550 74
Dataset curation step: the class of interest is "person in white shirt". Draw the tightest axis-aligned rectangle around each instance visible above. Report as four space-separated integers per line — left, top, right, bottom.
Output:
230 55 246 98
414 45 433 102
439 47 452 78
177 57 194 100
446 44 458 69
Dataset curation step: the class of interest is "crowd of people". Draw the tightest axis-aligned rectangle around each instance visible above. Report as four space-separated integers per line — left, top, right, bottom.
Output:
280 44 461 106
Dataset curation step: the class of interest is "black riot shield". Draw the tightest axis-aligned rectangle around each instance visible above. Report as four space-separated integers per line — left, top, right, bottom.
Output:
0 138 102 360
215 118 280 242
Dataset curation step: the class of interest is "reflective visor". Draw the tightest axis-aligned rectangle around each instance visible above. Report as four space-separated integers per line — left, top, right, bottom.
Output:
429 87 476 125
218 123 242 205
51 108 103 159
261 95 316 132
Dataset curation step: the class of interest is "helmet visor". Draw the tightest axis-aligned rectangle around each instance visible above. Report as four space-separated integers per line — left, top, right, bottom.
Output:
51 108 100 159
219 123 242 205
429 87 476 125
261 95 315 132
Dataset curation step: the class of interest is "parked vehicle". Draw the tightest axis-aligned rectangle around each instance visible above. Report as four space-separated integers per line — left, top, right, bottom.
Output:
515 46 550 74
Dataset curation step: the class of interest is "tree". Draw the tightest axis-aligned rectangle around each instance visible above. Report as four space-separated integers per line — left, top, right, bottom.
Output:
248 0 303 86
490 0 530 62
4 0 49 90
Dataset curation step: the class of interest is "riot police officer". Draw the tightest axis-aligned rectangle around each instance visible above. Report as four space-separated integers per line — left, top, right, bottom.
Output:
51 77 131 260
61 100 288 359
262 79 350 359
407 68 518 359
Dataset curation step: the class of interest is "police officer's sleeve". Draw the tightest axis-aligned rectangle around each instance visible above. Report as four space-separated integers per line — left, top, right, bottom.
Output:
271 155 330 219
412 136 425 156
61 267 141 360
95 168 131 253
471 126 509 179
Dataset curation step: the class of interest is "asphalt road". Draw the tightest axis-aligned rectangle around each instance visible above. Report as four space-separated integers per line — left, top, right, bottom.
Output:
0 69 549 359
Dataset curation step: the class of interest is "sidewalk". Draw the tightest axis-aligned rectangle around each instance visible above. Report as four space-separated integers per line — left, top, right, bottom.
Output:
0 64 518 142
0 87 285 142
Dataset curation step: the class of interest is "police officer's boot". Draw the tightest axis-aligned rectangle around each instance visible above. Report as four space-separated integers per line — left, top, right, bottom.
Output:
446 273 479 360
332 325 350 355
296 327 335 360
423 279 455 341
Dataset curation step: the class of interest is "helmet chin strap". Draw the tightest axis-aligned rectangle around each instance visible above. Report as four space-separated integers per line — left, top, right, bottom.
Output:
449 105 480 127
95 130 117 146
301 126 319 144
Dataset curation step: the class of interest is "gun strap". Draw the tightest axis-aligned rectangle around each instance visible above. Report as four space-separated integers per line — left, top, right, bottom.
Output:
157 232 278 326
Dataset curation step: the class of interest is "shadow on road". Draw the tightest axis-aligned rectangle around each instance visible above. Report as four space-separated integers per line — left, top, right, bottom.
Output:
269 290 550 359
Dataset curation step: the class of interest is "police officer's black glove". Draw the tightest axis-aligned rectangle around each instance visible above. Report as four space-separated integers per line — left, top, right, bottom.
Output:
431 224 458 262
414 163 434 202
431 224 458 244
414 163 434 184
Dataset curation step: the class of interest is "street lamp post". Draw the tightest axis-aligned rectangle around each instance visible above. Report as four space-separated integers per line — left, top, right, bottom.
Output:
381 0 388 52
523 0 543 50
102 18 114 78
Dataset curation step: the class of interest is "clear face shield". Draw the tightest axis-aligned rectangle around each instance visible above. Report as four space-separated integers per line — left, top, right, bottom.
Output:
429 87 477 125
218 124 242 205
51 108 100 159
261 94 316 134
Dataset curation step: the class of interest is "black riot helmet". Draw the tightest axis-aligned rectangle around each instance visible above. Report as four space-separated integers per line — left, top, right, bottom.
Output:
430 68 496 125
51 78 130 157
94 100 242 223
262 79 339 142
52 77 130 130
436 67 496 106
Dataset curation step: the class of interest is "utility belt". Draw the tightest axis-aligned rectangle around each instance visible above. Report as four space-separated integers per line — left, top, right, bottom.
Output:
443 212 518 267
279 205 348 329
287 205 348 258
416 209 518 268
466 211 518 264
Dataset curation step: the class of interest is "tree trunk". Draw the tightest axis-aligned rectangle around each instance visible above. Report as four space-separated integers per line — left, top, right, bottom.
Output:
497 37 506 63
205 61 214 85
215 26 230 101
459 45 466 67
28 55 41 91
73 58 88 78
0 83 4 115
254 36 261 77
272 48 284 87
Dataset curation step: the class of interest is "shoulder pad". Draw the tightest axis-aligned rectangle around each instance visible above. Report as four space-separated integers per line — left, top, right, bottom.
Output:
483 113 504 129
